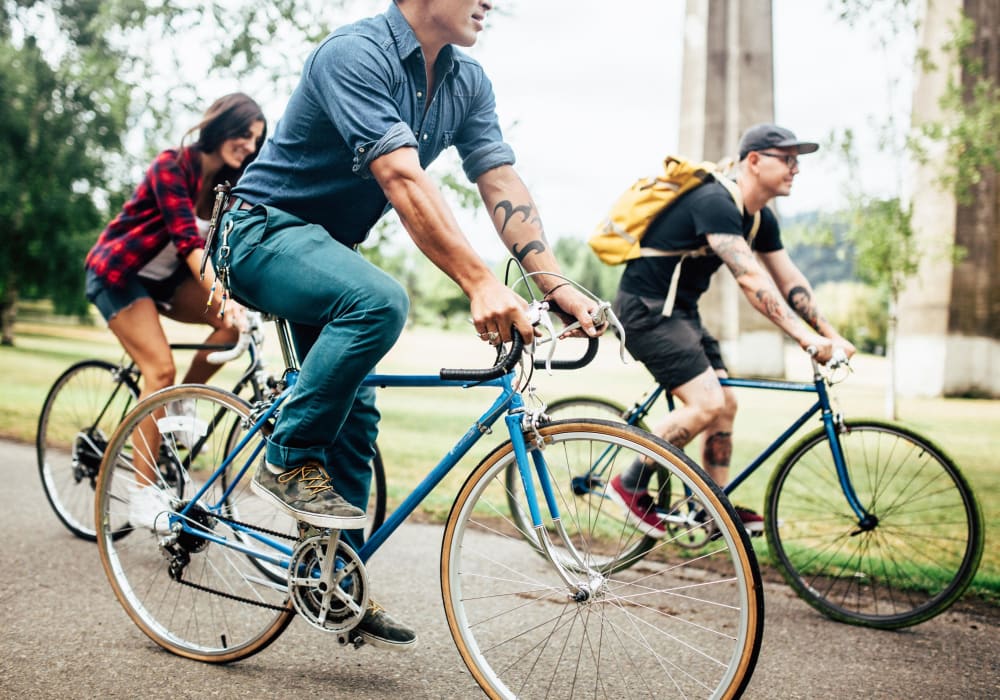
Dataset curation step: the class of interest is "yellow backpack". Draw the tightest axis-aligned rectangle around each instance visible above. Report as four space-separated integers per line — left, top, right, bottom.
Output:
589 155 760 317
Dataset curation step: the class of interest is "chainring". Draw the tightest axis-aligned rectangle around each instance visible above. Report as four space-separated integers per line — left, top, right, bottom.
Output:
288 534 369 633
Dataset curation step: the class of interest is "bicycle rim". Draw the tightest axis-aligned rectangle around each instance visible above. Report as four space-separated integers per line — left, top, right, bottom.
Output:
442 420 763 700
765 419 984 629
37 360 138 540
95 385 294 662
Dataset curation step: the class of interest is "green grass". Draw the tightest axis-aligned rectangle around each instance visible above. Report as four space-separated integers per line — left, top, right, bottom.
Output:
6 318 999 604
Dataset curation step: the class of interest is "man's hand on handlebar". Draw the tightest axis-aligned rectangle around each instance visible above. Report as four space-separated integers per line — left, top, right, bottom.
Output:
543 284 607 339
468 278 534 347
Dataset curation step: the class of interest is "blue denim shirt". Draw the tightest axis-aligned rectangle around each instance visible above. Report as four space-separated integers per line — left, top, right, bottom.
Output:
233 3 516 246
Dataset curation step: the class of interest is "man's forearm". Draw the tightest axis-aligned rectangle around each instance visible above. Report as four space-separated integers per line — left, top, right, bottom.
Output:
786 284 840 336
479 166 563 293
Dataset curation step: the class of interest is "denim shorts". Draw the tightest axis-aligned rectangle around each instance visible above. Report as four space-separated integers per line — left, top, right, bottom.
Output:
85 266 190 322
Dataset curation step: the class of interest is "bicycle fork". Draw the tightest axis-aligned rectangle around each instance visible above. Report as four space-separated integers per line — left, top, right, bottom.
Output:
505 413 603 602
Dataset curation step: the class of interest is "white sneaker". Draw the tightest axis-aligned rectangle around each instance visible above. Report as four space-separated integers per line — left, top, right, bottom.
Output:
163 398 205 449
128 484 174 534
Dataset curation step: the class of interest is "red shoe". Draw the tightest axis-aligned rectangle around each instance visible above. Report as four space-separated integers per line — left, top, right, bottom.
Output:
607 475 666 538
733 505 764 536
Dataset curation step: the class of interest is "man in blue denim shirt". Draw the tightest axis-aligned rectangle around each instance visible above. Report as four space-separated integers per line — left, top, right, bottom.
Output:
216 0 601 650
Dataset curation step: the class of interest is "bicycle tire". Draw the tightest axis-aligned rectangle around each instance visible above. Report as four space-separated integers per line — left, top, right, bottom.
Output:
37 359 140 540
765 419 984 629
95 385 294 662
442 419 763 699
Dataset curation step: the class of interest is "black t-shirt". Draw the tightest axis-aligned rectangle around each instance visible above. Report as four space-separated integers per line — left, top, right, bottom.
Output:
618 180 782 311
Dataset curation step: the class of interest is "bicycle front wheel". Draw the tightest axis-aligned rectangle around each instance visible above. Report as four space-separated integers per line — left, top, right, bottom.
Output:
506 396 669 571
37 359 140 540
765 419 984 629
443 419 763 700
95 385 294 662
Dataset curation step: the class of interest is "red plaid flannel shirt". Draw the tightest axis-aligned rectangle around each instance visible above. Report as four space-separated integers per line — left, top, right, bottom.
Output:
86 146 205 286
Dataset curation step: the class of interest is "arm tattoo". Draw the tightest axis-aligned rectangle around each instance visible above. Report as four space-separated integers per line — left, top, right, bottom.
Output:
494 199 547 261
493 200 542 235
788 285 823 331
513 241 546 263
755 287 794 322
709 234 755 278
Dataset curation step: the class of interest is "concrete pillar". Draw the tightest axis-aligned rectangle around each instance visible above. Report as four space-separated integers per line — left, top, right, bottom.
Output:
896 0 1000 397
680 0 785 377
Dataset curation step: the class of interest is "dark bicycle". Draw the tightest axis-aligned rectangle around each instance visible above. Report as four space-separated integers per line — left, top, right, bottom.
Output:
531 353 984 629
35 310 388 541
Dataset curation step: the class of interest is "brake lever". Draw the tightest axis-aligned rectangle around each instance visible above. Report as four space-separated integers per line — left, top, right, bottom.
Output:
526 301 558 373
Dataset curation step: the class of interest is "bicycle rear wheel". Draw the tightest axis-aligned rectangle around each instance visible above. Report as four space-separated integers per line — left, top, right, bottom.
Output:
443 420 763 699
37 359 140 540
545 395 649 430
95 385 294 662
765 419 984 629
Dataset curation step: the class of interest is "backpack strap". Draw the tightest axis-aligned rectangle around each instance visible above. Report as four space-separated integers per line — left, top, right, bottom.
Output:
638 245 712 317
715 175 762 248
638 175 761 319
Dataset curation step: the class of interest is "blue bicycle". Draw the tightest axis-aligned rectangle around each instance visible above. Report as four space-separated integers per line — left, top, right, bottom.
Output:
537 357 984 629
93 297 764 699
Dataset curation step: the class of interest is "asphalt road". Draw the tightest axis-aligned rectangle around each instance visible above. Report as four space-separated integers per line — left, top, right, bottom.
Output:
2 438 998 699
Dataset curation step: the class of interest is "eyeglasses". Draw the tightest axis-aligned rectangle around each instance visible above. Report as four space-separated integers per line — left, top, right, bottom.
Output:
757 152 799 169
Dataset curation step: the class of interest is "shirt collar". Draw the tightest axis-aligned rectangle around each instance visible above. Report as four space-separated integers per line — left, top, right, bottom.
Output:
385 2 459 75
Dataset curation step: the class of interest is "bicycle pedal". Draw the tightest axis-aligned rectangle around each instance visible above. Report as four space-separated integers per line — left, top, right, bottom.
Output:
336 631 366 649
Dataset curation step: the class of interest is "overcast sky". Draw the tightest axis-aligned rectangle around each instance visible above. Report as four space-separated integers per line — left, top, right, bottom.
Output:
181 1 916 255
450 0 917 255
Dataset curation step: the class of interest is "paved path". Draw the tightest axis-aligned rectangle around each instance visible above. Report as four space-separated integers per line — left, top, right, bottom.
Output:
2 439 997 699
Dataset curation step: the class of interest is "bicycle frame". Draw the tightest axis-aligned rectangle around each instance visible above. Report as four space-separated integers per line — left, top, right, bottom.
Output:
173 365 580 579
626 367 870 521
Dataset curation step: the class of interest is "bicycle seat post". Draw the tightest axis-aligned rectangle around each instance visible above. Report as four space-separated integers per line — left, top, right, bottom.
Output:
272 317 301 372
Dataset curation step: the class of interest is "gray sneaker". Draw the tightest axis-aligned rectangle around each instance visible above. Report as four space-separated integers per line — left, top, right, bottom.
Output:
251 460 367 528
357 601 417 651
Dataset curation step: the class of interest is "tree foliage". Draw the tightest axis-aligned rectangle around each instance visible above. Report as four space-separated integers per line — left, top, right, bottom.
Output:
910 15 1000 204
2 0 505 343
1 4 131 342
0 0 373 343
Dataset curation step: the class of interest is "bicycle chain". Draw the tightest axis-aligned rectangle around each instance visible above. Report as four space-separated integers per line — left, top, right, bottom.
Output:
172 511 298 612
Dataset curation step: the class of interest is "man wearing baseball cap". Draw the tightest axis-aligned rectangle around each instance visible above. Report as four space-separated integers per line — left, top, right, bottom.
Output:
607 123 856 538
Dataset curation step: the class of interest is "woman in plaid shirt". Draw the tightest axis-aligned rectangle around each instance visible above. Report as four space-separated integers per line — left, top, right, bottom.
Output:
84 93 266 530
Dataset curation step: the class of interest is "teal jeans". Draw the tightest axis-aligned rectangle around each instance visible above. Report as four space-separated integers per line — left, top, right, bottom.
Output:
215 203 409 549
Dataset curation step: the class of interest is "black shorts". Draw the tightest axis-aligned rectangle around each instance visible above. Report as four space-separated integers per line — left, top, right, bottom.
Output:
613 290 726 391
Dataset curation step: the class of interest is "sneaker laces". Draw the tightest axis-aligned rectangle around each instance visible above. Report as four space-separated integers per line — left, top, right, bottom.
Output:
278 464 334 495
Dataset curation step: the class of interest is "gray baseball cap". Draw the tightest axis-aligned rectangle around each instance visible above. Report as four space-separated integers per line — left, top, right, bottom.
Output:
738 123 819 160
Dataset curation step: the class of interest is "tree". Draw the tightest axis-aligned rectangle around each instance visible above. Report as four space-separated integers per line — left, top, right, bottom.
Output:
0 0 362 343
909 13 1000 204
807 0 991 413
3 0 508 343
0 6 129 343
